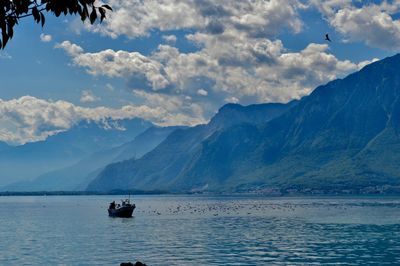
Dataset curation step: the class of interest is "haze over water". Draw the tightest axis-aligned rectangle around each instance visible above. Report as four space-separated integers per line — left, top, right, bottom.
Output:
0 195 399 265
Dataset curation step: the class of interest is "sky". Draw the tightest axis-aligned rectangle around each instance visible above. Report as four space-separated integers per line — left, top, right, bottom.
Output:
0 0 399 144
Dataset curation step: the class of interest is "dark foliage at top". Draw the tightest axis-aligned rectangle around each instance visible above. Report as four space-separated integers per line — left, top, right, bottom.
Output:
0 0 112 48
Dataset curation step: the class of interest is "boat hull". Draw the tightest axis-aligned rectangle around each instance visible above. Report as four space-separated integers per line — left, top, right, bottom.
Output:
108 205 135 218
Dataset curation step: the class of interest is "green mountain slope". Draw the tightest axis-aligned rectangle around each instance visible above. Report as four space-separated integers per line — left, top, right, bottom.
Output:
89 54 400 193
179 54 400 193
87 102 296 191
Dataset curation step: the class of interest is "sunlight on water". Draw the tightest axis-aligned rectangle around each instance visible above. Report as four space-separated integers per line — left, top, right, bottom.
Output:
0 195 399 265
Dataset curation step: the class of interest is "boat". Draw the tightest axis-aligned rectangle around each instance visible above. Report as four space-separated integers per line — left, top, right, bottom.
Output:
108 198 136 218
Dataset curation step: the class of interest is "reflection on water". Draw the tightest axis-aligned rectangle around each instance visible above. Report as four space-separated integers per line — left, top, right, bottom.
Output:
0 195 399 265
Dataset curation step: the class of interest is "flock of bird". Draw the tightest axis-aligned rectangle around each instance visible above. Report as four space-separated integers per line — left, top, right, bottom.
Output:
132 200 353 217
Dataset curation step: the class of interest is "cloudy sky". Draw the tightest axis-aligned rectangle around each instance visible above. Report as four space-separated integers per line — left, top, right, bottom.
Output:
1 0 399 144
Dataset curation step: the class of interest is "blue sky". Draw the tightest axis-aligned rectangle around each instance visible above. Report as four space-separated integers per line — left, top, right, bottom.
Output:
0 0 399 144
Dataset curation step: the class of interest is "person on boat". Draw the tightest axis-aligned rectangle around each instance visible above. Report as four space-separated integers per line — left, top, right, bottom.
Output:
109 201 116 209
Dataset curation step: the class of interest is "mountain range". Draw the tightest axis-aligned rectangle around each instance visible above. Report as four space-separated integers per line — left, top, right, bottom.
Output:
0 118 152 187
3 126 181 191
87 101 297 191
88 54 400 194
2 54 400 194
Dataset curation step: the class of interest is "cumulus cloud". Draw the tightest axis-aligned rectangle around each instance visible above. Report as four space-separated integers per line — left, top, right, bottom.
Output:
59 0 376 104
87 0 304 39
154 37 374 102
55 41 84 56
85 0 400 51
56 43 169 90
80 90 100 103
40 33 52 42
0 96 205 144
133 90 206 125
3 1 390 145
311 1 400 50
54 0 380 128
197 89 208 96
162 34 177 43
58 36 375 113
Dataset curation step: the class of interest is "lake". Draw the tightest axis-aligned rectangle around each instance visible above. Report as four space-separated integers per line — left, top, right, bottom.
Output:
0 195 399 265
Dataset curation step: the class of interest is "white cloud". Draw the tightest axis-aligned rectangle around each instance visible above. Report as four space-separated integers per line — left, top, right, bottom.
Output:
56 43 169 90
0 96 205 145
312 1 400 50
57 0 375 106
87 0 304 39
225 96 239 103
3 1 391 145
162 34 177 43
80 90 100 103
197 89 208 96
153 36 373 103
133 90 206 125
40 33 52 42
55 41 84 56
58 36 376 116
55 0 380 126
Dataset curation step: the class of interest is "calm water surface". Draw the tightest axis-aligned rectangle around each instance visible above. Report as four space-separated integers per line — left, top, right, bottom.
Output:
0 195 399 265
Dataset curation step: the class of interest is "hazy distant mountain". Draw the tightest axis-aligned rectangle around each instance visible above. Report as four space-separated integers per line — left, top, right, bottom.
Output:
0 118 152 187
112 126 184 163
89 54 400 193
87 101 296 191
2 126 181 191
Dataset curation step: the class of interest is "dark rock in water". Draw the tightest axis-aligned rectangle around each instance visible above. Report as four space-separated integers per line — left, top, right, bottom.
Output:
120 262 147 266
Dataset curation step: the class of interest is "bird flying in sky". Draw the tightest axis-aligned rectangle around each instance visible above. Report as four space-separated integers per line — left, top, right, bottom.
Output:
325 34 331 42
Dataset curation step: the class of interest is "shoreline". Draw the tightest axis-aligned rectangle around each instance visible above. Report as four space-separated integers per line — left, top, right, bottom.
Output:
1 190 400 197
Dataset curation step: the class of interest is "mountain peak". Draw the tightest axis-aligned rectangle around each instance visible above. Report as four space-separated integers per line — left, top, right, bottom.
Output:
218 103 244 111
87 54 400 193
210 101 297 129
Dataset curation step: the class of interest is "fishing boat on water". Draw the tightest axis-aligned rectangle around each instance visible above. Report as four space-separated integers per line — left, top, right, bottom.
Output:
108 198 136 218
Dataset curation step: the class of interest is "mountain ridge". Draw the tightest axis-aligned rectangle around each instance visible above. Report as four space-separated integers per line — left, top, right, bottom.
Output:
1 125 181 191
178 53 400 192
0 118 153 187
87 101 297 191
88 54 400 193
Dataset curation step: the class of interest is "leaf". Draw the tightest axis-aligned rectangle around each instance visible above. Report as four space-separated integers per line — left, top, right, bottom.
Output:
83 5 89 19
32 6 40 23
81 11 87 22
7 22 13 39
99 7 106 23
2 32 9 49
0 22 6 48
89 8 97 24
40 13 45 27
101 4 113 11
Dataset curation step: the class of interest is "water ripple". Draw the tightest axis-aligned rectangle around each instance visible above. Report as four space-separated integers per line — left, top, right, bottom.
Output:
0 196 399 265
